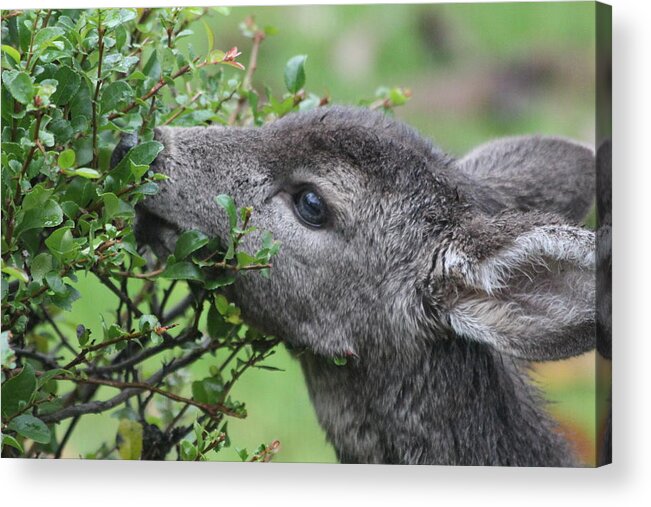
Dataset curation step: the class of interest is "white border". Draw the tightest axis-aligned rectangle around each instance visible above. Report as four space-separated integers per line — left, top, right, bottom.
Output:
3 0 650 505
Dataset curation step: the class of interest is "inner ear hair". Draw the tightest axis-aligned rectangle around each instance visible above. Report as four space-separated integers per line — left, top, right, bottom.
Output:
438 212 596 361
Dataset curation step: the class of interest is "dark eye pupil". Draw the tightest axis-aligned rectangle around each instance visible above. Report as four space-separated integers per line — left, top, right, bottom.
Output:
294 190 327 227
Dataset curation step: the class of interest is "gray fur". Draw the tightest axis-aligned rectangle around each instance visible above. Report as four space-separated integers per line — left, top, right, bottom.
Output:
133 106 596 466
457 136 595 220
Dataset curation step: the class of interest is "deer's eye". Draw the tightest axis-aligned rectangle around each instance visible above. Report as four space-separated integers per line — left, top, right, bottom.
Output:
293 189 327 228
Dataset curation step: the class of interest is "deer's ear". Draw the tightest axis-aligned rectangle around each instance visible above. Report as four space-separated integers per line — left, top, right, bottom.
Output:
456 136 595 222
435 211 595 361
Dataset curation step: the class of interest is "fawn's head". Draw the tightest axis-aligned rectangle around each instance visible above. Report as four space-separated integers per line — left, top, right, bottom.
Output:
135 107 596 362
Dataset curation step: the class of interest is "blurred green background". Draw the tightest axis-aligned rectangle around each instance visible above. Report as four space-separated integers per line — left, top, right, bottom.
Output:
61 2 603 464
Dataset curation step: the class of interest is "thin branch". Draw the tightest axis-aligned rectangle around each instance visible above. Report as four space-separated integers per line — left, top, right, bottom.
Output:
24 10 40 70
12 347 61 370
250 440 280 462
161 293 194 324
229 31 265 125
107 56 201 121
91 10 105 168
42 306 77 356
130 8 152 45
86 328 198 375
213 88 238 116
109 267 165 279
158 280 178 319
63 328 157 370
164 403 191 435
196 432 227 460
161 91 202 126
41 9 52 29
41 338 242 424
92 269 143 318
54 416 81 459
1 10 23 21
211 261 272 272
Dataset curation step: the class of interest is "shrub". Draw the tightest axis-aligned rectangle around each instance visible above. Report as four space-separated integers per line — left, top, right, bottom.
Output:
0 7 408 460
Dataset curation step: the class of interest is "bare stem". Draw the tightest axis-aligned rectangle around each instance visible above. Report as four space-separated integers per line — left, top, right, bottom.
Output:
162 92 203 126
1 10 23 21
107 57 201 121
91 11 105 169
24 10 40 70
41 339 242 424
229 31 265 125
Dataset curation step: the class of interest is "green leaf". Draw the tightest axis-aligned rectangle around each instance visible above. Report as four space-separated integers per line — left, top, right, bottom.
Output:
50 283 80 311
138 314 159 333
160 261 203 281
129 161 149 181
1 433 23 454
254 364 285 372
104 322 126 342
1 331 15 368
1 265 29 284
77 325 91 347
58 148 76 169
236 447 249 461
44 227 80 262
1 363 36 418
65 167 100 179
49 118 73 144
103 9 137 29
33 27 65 48
37 368 69 388
108 141 163 188
180 440 197 461
15 199 63 235
207 302 229 338
214 294 230 314
117 419 143 460
101 193 135 219
215 194 237 229
192 375 225 405
174 230 209 260
203 272 236 290
389 87 409 106
143 50 161 81
124 140 165 166
284 55 307 94
214 294 242 324
50 66 81 105
136 182 158 195
201 19 214 53
333 357 348 366
1 45 21 64
70 79 92 120
62 177 95 207
7 414 51 444
30 253 53 283
4 71 34 105
45 273 65 298
235 251 257 268
22 184 54 210
101 81 133 112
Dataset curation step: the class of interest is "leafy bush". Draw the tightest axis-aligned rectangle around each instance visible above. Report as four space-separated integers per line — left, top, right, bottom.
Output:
0 7 408 460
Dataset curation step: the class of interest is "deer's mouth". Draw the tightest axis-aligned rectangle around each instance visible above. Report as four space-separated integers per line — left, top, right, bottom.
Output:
134 206 182 260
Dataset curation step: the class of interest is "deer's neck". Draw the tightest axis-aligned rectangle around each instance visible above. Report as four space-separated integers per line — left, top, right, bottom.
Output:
299 339 576 466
